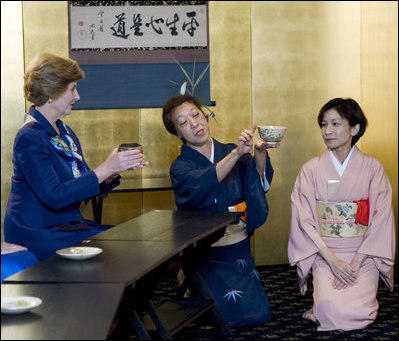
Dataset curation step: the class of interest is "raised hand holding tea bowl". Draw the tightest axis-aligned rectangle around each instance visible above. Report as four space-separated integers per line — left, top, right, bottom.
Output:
257 125 287 147
118 143 148 169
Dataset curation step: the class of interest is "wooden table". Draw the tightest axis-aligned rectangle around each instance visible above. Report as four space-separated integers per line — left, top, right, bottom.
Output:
2 210 242 340
91 210 243 338
1 282 125 340
91 209 236 249
2 240 177 286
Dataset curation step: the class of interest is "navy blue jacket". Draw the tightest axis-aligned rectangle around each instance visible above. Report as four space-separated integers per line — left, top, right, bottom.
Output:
4 107 117 259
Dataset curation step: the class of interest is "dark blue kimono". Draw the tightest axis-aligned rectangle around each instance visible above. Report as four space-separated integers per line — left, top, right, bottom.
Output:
170 138 273 327
4 106 118 260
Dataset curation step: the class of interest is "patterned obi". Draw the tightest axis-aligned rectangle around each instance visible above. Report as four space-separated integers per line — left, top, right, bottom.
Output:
316 201 368 238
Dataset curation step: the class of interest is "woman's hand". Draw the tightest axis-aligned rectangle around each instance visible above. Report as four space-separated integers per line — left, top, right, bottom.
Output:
254 139 280 151
94 147 149 183
237 124 257 156
117 148 149 170
238 124 281 154
332 252 367 290
330 257 356 284
319 247 357 289
216 124 258 182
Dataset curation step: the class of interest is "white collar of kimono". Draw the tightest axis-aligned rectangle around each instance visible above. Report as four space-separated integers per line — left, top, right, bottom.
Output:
328 145 355 177
209 138 215 163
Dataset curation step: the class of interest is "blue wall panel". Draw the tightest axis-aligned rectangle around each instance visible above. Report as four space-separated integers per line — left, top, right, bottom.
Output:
74 62 211 109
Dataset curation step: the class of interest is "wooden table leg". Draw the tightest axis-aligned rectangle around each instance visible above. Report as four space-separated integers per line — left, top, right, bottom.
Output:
120 294 153 340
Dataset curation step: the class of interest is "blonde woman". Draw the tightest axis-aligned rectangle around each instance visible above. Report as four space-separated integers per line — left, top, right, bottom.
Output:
4 53 148 260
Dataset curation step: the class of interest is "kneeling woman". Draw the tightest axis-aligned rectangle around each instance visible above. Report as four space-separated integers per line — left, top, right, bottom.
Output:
162 95 280 327
288 98 395 331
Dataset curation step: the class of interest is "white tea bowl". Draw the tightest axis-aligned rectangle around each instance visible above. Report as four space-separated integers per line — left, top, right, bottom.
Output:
258 126 286 143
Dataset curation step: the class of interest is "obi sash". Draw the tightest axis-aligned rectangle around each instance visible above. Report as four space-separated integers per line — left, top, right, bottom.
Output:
229 201 247 223
316 200 369 238
212 202 248 247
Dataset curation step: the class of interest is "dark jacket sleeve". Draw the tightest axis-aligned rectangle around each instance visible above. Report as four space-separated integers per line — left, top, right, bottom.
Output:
244 154 273 235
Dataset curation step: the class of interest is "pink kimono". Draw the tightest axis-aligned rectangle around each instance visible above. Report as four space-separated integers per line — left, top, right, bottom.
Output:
288 146 395 331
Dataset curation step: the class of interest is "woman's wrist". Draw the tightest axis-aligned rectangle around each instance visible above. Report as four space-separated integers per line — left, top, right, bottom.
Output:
105 174 120 184
254 144 268 153
93 166 112 184
254 148 267 163
231 147 241 159
352 253 367 268
319 247 336 267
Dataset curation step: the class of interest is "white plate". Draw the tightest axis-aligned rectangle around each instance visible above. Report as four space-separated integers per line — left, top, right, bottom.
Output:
1 296 42 314
56 246 103 260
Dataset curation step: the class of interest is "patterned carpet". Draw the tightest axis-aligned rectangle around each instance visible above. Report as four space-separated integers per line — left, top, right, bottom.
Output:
146 264 398 340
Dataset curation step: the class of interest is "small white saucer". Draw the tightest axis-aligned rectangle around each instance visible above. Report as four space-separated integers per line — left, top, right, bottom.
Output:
56 246 103 260
1 296 42 314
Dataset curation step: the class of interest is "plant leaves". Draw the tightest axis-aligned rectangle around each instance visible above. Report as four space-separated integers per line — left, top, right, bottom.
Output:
174 59 194 87
192 63 210 92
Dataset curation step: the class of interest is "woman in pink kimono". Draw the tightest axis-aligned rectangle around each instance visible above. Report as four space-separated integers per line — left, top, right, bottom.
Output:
288 98 395 331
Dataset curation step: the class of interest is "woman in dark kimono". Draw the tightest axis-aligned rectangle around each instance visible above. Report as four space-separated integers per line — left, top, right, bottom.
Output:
162 95 279 327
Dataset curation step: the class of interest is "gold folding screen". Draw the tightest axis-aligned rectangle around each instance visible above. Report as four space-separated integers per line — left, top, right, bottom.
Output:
1 1 397 265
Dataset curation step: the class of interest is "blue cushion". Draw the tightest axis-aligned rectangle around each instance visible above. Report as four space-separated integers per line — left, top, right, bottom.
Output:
1 250 39 283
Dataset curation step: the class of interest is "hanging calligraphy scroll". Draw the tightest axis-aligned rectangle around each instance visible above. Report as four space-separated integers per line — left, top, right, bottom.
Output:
68 1 211 109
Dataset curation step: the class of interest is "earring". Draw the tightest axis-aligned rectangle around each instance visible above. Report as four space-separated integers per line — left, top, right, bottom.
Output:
48 98 53 103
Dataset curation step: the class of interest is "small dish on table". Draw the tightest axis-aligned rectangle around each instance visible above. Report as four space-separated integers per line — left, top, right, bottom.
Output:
1 296 42 314
56 246 103 260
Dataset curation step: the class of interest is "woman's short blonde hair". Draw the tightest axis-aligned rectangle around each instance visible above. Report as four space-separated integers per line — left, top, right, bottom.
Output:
24 53 85 106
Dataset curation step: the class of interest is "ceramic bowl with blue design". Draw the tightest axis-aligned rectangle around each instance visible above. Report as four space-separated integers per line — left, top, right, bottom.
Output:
258 126 286 143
